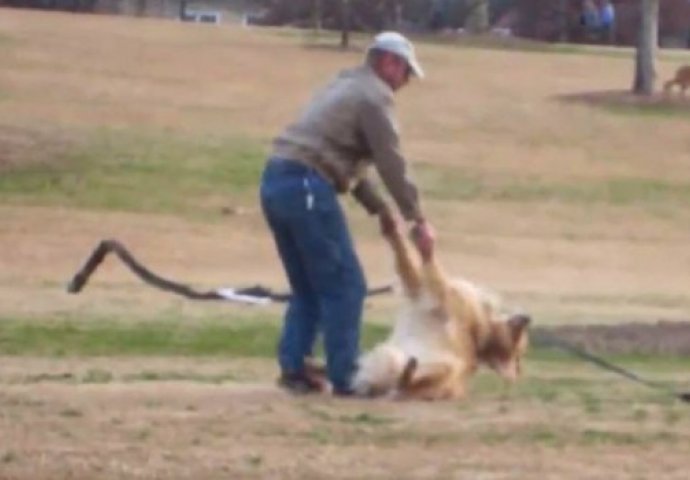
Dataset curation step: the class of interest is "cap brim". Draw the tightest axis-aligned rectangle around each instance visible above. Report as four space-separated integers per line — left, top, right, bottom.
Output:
408 57 424 79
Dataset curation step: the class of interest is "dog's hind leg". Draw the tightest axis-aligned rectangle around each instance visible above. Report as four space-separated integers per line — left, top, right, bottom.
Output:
397 361 461 401
397 356 418 390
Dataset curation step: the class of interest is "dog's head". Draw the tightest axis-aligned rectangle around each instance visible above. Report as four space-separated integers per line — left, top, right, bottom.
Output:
479 312 531 381
448 279 531 381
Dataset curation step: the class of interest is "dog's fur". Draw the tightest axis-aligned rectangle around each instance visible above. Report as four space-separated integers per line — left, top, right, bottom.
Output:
352 224 531 400
663 65 690 96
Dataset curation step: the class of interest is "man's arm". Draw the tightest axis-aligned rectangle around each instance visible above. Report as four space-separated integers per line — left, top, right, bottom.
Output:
358 97 435 259
358 97 422 222
351 177 387 216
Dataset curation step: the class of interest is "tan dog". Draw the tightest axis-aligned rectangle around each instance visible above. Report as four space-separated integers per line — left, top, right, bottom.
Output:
663 65 690 96
352 222 531 400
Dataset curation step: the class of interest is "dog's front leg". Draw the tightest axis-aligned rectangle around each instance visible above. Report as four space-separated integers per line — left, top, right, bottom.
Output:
385 221 423 298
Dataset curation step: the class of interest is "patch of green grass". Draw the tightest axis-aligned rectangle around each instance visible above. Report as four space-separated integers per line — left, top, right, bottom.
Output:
59 407 83 418
245 454 263 467
527 343 690 376
301 406 397 426
489 373 605 405
0 128 267 217
602 102 690 119
518 291 690 310
631 407 650 422
81 369 114 384
0 313 390 357
3 123 688 216
11 368 245 384
416 165 483 201
479 425 680 448
580 428 637 445
418 164 690 206
664 408 683 426
579 392 602 414
341 411 396 426
303 426 335 443
19 372 76 384
500 177 690 206
123 370 239 383
0 32 15 46
479 427 563 447
1 451 16 464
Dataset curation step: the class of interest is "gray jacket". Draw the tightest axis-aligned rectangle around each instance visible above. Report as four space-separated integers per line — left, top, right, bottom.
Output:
271 65 422 221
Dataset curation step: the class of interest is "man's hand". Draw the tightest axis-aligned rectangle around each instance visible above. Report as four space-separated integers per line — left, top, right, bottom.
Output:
378 208 398 238
410 219 435 262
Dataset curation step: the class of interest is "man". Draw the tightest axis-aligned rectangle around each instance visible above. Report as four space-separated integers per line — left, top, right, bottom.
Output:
259 31 435 396
598 0 615 44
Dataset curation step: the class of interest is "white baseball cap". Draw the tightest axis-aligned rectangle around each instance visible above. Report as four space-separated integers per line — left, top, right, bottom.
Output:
367 31 425 79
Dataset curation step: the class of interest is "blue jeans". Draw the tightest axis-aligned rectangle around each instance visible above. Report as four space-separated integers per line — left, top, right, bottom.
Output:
260 157 366 392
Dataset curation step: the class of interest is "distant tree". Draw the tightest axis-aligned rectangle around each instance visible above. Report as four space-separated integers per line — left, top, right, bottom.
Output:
340 0 351 48
465 0 489 33
557 0 568 42
632 0 659 95
312 0 323 31
136 0 146 17
391 0 403 30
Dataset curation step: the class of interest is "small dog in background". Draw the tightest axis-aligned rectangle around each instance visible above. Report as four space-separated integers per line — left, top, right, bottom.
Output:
352 215 531 400
663 65 690 96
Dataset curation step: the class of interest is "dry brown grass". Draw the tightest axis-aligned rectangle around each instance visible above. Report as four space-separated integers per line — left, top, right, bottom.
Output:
1 9 690 323
1 356 689 480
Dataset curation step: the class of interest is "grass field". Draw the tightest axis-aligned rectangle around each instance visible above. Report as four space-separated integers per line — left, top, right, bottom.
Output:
1 8 689 480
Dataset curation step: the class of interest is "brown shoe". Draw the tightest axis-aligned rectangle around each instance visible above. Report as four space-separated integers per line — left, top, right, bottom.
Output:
277 370 326 395
303 357 327 386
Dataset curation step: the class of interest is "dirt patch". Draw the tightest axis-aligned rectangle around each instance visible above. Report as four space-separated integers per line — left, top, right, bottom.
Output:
537 320 690 356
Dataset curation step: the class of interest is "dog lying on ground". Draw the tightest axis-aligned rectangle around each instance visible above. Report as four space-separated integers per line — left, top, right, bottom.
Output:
663 65 690 96
351 219 531 400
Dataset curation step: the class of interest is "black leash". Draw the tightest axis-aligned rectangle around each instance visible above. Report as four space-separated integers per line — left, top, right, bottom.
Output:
67 239 394 303
532 330 690 403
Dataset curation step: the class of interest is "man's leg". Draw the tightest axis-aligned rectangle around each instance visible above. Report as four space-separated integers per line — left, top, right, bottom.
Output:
266 217 320 373
260 165 321 390
292 175 367 394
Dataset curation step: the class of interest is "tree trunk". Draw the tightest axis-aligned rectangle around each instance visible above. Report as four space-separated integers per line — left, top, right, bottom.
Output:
632 0 659 96
465 0 489 34
136 0 146 17
393 0 403 30
558 0 569 43
340 0 351 49
313 0 322 31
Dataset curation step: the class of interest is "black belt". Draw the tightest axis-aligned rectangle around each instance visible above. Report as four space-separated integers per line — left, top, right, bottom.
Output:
267 157 315 175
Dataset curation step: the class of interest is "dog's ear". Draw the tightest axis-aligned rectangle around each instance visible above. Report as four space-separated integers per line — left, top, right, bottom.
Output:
507 314 531 342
